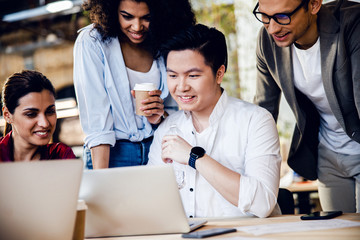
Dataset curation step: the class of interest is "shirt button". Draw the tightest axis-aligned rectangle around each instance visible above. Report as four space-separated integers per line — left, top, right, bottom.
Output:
192 131 194 135
189 215 193 218
190 188 193 192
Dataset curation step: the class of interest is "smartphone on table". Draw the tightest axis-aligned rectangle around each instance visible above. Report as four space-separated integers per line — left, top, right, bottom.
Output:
182 228 236 238
300 211 342 220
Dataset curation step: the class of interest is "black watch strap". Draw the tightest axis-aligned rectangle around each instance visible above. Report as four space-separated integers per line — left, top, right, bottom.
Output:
189 154 197 169
189 147 205 169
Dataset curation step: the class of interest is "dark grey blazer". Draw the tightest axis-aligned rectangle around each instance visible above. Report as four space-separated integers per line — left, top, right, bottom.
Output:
254 0 360 180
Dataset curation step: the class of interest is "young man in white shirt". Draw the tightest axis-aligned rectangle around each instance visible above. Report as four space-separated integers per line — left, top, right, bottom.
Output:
253 0 360 212
148 24 282 218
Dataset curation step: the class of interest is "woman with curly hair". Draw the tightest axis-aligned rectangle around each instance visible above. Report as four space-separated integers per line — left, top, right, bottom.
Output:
73 0 195 169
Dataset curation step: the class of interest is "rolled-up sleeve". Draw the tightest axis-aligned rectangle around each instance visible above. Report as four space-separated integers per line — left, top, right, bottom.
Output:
237 109 281 218
73 30 116 148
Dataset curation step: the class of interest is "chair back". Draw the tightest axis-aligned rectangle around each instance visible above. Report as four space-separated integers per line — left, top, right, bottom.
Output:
277 188 295 214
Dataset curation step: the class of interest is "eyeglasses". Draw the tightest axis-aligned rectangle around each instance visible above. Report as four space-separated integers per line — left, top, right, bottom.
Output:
253 1 306 25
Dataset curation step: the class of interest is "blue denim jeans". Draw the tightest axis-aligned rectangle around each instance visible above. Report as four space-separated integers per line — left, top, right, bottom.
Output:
83 137 153 169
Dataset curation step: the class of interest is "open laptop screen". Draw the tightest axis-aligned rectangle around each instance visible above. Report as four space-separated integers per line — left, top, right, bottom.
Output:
79 165 206 237
0 159 83 240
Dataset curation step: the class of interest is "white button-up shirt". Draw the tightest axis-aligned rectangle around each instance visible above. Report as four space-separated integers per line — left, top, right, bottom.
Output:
148 91 281 218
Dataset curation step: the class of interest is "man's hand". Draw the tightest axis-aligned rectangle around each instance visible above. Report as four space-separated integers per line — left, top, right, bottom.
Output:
161 135 192 165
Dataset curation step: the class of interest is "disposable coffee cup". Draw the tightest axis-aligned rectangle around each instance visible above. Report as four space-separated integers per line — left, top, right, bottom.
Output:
134 83 157 116
72 200 87 240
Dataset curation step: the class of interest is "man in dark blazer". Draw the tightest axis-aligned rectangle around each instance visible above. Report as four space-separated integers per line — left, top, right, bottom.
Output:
253 0 360 213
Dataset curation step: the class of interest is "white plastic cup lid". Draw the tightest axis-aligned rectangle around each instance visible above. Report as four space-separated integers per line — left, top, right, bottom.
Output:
77 199 88 210
133 83 157 91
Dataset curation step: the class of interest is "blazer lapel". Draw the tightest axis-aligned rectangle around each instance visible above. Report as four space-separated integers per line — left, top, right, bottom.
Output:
274 45 306 133
318 6 345 128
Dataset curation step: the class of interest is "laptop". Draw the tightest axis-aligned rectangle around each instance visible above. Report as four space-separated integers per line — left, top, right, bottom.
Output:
79 165 206 237
0 160 83 240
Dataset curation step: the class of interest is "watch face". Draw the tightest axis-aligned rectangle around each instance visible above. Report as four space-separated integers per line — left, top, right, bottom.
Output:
191 147 205 157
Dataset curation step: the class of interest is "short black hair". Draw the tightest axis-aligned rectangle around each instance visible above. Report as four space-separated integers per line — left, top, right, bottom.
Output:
160 24 228 75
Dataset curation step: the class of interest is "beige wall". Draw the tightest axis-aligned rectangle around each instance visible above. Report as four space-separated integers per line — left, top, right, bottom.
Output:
33 43 74 90
0 54 25 87
0 43 74 91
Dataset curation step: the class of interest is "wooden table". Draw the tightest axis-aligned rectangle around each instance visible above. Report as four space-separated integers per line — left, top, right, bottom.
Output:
287 181 319 214
287 181 318 193
87 213 360 240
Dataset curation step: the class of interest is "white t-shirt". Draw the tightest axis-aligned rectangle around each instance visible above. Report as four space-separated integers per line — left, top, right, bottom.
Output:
292 38 360 154
148 91 282 218
127 61 160 128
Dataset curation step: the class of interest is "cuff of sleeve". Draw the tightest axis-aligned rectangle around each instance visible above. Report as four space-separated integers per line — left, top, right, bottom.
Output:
238 175 257 214
85 131 116 149
238 176 275 218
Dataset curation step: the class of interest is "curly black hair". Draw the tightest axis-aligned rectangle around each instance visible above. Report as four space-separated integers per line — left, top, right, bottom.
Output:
83 0 196 57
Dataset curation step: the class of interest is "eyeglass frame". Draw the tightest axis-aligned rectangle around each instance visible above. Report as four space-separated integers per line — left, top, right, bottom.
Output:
252 1 307 25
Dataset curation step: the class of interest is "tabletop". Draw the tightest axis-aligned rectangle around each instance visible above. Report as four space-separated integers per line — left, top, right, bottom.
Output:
286 181 318 193
86 213 360 240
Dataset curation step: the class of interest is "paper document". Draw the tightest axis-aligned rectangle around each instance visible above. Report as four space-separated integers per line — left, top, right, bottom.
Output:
237 219 360 236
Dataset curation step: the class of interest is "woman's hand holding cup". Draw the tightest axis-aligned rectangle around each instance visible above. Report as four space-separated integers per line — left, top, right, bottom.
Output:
132 83 164 124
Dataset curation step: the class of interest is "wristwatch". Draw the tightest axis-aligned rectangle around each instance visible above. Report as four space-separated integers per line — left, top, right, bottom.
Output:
189 146 206 169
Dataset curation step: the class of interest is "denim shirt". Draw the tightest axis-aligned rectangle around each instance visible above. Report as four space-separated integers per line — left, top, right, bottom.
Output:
73 25 169 148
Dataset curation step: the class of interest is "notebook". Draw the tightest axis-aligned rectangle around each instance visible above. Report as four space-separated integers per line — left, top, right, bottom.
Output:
0 159 83 240
79 164 207 237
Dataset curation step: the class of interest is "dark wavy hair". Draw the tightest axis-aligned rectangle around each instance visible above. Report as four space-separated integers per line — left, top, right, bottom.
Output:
83 0 196 57
2 70 55 135
160 24 228 76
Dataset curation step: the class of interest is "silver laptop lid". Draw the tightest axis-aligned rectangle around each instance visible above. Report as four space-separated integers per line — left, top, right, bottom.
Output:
0 160 83 240
80 165 199 237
